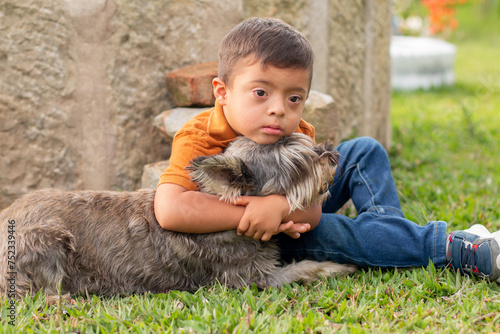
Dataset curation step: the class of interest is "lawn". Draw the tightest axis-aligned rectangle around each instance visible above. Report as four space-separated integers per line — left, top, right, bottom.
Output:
391 2 500 230
2 3 500 333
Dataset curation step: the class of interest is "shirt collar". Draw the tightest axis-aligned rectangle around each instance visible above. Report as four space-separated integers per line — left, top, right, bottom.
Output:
207 100 238 143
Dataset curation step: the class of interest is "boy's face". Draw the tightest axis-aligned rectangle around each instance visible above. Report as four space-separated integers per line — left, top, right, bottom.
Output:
213 57 311 145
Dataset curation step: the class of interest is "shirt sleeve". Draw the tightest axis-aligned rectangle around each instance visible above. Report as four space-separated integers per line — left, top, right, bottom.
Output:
158 129 224 190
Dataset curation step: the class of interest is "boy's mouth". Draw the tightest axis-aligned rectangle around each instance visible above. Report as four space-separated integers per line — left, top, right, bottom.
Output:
262 125 283 136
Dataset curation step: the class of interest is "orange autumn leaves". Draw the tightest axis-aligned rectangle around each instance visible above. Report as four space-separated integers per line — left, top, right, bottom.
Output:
421 0 469 34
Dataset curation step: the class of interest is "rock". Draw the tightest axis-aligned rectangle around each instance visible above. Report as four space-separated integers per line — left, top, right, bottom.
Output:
165 61 219 107
154 107 208 140
141 160 170 189
303 90 339 144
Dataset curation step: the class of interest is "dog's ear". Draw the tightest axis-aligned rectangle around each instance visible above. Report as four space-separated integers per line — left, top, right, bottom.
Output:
313 141 339 166
187 155 256 201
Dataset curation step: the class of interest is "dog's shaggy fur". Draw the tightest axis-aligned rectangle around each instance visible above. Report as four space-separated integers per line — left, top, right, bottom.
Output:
0 134 356 300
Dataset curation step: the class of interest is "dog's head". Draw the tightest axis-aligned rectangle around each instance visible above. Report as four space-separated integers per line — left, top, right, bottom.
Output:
187 133 338 212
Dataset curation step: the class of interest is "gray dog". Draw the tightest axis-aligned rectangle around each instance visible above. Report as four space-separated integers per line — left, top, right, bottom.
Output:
0 133 356 300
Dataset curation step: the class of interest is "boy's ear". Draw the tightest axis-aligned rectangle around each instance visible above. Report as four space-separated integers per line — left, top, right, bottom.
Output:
212 77 227 105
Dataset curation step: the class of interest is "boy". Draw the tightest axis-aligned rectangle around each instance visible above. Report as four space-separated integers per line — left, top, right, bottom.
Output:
154 17 500 282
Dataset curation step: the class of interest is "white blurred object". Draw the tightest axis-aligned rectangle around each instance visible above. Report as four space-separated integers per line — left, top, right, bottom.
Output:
391 35 457 90
402 16 424 35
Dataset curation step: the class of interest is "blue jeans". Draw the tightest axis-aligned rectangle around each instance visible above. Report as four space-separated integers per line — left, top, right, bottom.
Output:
277 137 448 268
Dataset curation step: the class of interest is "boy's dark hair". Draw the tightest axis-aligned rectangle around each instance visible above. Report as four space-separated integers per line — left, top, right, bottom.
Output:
218 17 314 86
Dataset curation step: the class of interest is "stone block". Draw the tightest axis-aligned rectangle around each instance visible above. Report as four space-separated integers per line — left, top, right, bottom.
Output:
141 160 170 189
302 90 339 144
165 61 219 107
154 107 208 140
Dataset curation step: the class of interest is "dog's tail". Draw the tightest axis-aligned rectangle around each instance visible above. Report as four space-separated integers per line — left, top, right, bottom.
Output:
269 260 357 287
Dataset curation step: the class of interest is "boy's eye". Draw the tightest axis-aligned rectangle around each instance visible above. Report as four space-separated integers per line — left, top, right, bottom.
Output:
255 90 266 97
289 96 302 103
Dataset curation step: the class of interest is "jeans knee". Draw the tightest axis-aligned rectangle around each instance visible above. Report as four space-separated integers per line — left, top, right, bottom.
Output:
354 136 386 154
337 136 390 172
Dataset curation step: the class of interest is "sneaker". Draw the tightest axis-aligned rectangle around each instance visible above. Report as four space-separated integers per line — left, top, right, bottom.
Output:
447 224 500 282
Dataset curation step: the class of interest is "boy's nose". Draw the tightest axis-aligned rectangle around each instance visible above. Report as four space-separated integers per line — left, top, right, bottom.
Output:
268 99 286 117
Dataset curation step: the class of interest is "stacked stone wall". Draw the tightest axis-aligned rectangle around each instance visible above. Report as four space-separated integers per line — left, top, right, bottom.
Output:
0 0 392 209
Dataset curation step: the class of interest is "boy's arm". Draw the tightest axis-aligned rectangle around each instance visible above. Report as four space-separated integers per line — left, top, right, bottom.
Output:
280 204 322 239
154 183 321 239
154 183 245 233
285 203 322 230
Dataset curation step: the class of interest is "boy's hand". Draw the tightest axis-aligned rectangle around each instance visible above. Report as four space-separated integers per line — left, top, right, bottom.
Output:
278 221 311 239
235 195 289 241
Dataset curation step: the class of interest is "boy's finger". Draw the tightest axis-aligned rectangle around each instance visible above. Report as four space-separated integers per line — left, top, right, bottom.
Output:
234 196 250 206
260 232 272 242
299 223 311 232
290 223 310 233
247 228 262 240
237 219 250 236
278 221 294 232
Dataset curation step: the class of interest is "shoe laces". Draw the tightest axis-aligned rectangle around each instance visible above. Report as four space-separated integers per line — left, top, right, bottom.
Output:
461 240 479 274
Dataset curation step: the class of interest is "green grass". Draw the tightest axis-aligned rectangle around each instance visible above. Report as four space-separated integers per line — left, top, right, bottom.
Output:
390 2 500 230
2 267 500 333
2 3 500 333
2 268 500 333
